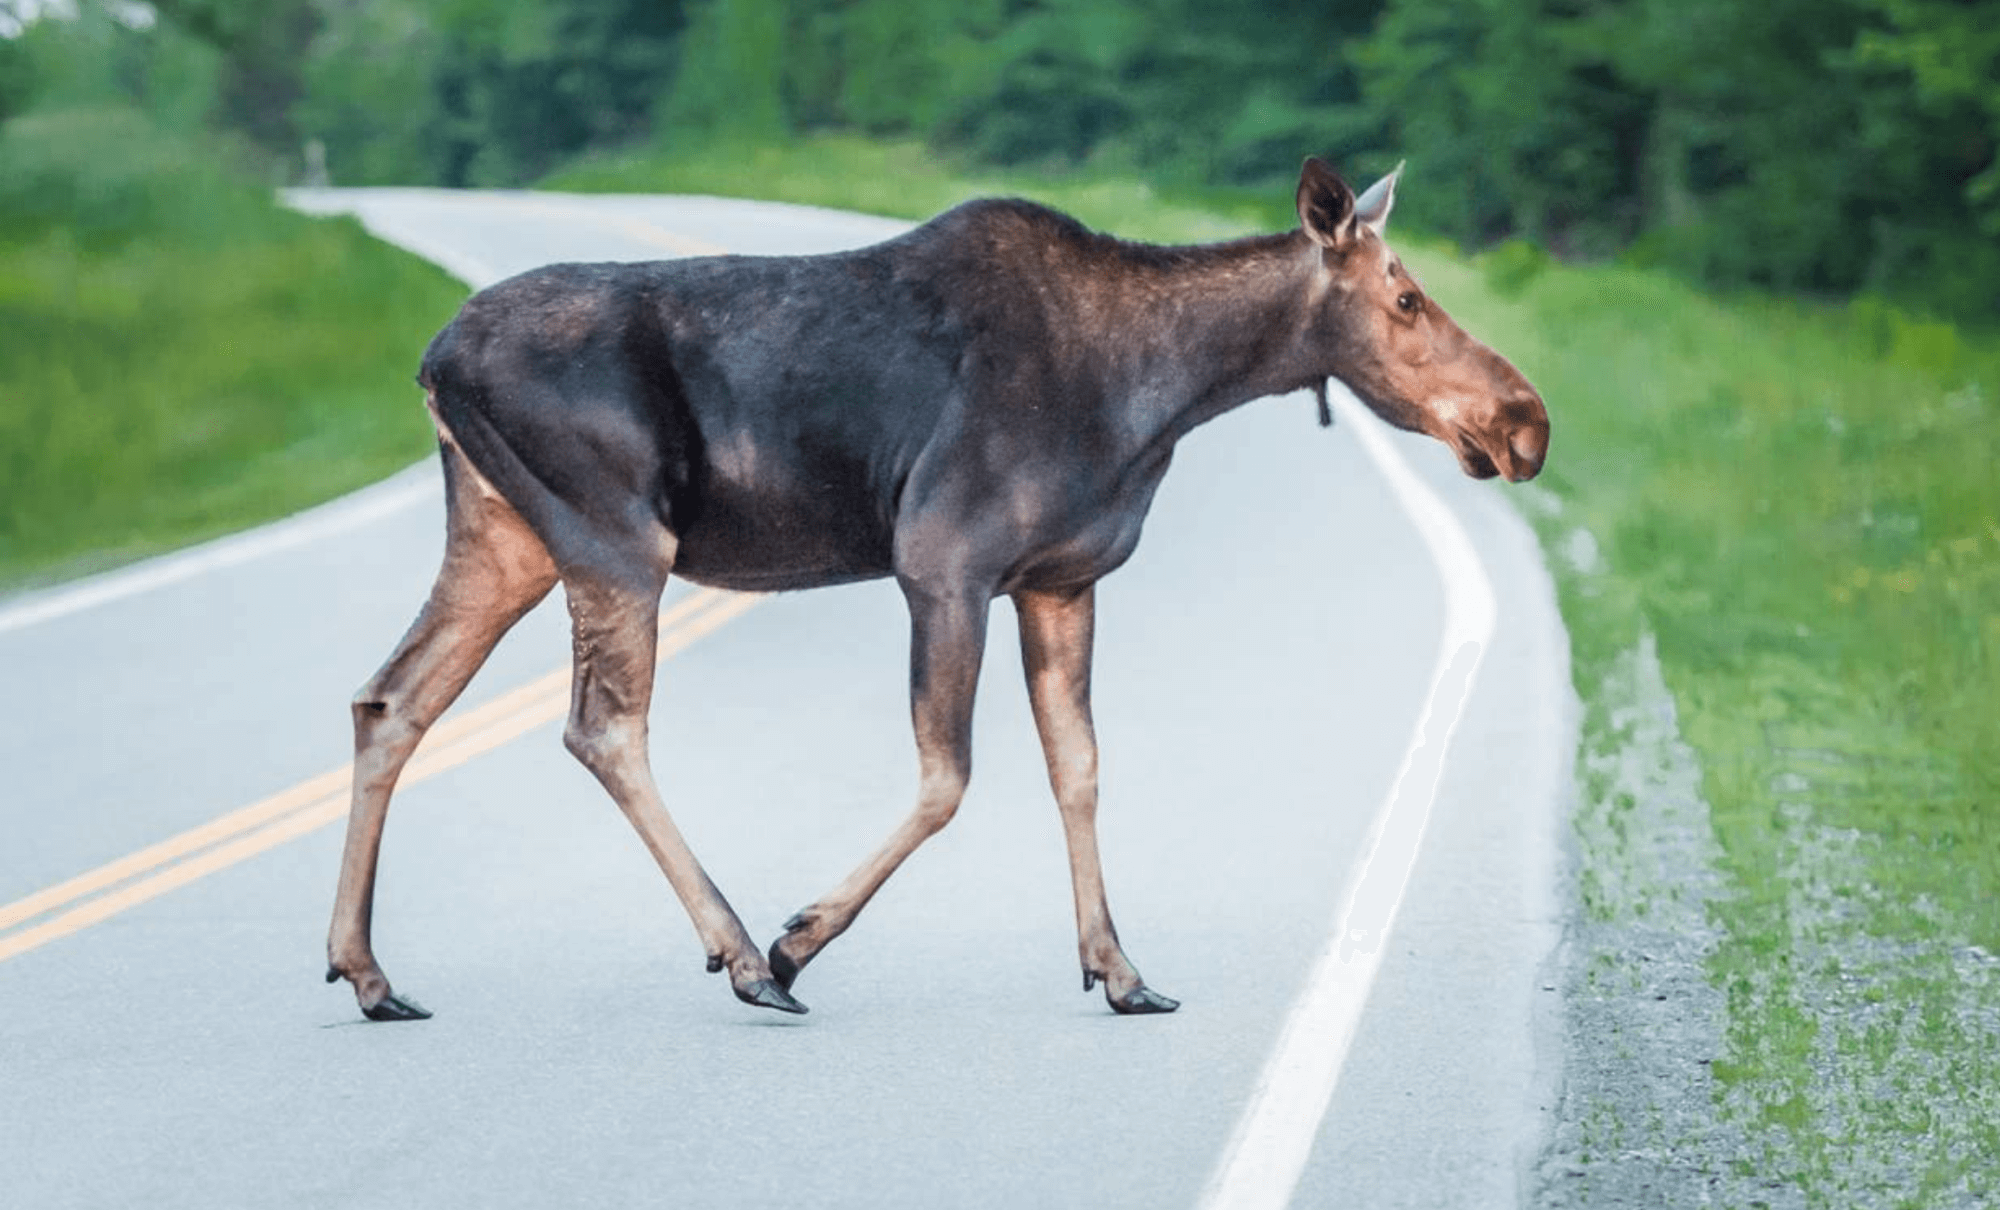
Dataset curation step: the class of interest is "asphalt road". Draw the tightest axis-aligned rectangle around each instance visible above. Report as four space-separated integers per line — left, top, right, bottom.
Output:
0 190 1574 1208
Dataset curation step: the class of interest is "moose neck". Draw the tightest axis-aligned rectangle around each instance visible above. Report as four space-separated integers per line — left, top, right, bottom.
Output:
1065 230 1339 457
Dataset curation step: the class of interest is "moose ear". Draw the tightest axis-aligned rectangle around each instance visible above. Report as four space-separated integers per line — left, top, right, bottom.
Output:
1354 160 1404 238
1296 156 1358 250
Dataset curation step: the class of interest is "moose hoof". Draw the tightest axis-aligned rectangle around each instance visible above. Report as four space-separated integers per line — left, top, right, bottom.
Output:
361 992 433 1022
1108 985 1180 1016
768 911 821 991
768 942 804 992
735 978 809 1015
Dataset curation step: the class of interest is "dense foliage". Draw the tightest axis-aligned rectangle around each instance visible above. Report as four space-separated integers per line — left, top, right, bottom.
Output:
4 0 1996 315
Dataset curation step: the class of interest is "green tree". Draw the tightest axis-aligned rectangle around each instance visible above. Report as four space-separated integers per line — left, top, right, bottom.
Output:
1855 0 2000 231
660 0 785 145
1354 0 1648 253
291 2 441 185
815 0 1384 182
149 0 319 163
1 0 220 133
802 0 1005 138
1353 0 1998 316
1588 0 1888 290
293 0 684 187
1848 0 2000 314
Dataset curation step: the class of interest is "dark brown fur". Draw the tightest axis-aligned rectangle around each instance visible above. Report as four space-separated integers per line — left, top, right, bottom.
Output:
325 159 1548 1020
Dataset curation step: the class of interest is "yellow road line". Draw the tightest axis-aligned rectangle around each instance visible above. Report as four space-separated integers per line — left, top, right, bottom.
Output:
0 588 764 964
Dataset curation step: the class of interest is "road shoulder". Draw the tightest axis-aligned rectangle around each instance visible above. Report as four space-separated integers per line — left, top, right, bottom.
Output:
1291 435 1577 1207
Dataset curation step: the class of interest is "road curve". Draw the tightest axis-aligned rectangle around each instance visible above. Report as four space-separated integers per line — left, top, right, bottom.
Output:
0 189 1573 1209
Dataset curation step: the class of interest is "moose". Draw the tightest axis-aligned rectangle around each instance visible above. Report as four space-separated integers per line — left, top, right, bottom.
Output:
325 158 1548 1022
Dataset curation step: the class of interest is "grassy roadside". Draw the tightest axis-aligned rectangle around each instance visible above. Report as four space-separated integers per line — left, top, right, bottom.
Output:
542 135 2000 1204
0 107 468 590
1482 261 2000 1202
1465 255 2000 949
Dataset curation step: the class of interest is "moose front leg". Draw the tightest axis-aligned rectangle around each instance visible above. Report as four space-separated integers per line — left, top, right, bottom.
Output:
768 578 989 992
1015 585 1178 1014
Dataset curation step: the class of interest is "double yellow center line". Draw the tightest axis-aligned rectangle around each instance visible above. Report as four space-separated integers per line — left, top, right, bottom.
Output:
0 589 762 965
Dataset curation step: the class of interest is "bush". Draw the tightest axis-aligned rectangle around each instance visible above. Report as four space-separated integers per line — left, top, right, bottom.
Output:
1480 238 1551 299
0 105 279 250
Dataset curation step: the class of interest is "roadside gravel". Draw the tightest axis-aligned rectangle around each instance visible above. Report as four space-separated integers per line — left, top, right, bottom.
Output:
1535 633 1778 1207
1534 598 2000 1208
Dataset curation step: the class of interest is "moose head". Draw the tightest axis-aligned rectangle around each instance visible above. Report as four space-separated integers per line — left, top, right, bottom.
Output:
1297 157 1549 482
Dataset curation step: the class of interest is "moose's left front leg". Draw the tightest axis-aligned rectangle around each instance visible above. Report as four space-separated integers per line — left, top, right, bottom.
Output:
767 575 990 993
1015 585 1178 1015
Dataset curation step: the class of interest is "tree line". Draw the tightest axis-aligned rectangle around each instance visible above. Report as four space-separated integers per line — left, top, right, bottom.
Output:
4 0 1995 317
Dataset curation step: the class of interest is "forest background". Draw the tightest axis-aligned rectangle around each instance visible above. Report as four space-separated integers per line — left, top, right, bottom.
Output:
3 0 1997 319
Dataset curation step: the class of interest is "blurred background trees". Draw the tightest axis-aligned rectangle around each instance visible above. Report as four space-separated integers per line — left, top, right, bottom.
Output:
3 0 1995 317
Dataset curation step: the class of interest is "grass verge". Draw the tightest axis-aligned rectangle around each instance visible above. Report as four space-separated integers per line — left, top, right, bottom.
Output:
540 134 2000 1205
1486 259 2000 1204
0 107 468 589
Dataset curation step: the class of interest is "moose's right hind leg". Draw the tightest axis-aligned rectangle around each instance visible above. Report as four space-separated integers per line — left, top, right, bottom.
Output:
558 570 807 1015
326 443 557 1021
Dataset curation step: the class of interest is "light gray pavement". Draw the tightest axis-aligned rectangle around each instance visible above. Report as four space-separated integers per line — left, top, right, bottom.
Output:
0 190 1572 1208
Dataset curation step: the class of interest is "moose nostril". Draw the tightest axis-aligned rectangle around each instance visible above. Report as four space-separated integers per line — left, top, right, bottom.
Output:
1508 393 1547 424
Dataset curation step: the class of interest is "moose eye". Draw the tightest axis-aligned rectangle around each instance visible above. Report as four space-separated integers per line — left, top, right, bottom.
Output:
1396 291 1421 314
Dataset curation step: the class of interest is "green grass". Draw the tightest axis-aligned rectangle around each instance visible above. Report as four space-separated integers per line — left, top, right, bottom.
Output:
0 107 469 588
1478 257 2000 1203
540 133 2000 1204
1464 260 2000 949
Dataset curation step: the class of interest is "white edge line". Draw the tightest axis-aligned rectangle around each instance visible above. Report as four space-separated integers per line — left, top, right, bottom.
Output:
1197 382 1500 1210
0 470 441 636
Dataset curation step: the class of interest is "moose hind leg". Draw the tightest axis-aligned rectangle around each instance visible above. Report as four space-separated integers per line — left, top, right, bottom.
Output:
1015 586 1177 1014
560 570 805 1015
768 578 988 993
328 445 558 1021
